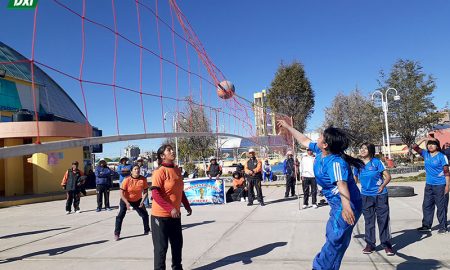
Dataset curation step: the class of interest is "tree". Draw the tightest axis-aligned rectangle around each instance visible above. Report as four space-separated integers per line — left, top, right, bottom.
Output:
176 99 215 163
267 61 315 132
378 59 442 159
324 89 383 149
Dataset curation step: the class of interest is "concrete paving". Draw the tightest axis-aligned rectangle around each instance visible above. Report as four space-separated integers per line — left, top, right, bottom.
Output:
0 182 449 270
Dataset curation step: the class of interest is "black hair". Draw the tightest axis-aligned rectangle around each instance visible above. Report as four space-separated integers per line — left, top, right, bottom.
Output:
131 164 140 170
323 126 364 169
232 171 242 179
156 144 173 165
361 142 376 158
426 139 442 152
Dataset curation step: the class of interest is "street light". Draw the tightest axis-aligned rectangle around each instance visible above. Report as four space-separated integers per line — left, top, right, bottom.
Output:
371 87 400 163
163 111 185 166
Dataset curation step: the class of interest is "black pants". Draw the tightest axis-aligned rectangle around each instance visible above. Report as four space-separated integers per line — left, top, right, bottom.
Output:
151 215 183 270
362 194 391 248
302 177 317 205
285 175 296 197
65 190 80 212
96 184 110 209
115 199 150 235
247 177 263 203
422 184 448 230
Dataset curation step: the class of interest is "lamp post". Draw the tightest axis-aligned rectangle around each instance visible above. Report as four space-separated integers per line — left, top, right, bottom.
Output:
163 111 185 166
371 88 400 162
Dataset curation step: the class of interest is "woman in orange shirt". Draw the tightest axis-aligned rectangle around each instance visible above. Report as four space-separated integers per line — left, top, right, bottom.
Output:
114 164 150 241
226 171 247 202
151 144 192 270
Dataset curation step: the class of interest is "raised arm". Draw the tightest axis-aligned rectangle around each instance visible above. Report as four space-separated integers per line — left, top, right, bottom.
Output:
277 120 312 148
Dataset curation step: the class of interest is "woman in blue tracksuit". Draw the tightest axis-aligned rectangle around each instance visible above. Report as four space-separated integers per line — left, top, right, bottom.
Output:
354 143 394 256
278 120 363 270
412 137 450 234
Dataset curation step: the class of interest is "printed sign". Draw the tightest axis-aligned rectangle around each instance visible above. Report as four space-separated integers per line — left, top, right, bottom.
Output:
184 178 225 205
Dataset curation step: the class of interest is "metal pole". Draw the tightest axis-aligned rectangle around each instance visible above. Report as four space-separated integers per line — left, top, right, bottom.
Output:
383 97 392 160
174 115 179 166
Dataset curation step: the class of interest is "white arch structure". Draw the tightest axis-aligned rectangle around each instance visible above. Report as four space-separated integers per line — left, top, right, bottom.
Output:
0 132 248 159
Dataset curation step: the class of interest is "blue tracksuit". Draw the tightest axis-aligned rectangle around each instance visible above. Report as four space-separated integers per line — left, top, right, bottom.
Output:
354 158 391 248
309 142 362 270
420 150 449 230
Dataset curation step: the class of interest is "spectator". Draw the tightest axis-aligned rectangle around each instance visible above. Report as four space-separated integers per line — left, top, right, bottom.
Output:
245 149 265 206
117 157 132 185
95 159 113 212
263 160 273 182
61 161 84 214
207 157 222 179
283 151 296 198
301 149 318 208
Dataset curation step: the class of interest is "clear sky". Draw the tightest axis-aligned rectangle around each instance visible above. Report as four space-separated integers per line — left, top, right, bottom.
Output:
1 0 450 157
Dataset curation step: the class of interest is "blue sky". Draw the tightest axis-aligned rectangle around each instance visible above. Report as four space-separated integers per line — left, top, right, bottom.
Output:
1 0 450 157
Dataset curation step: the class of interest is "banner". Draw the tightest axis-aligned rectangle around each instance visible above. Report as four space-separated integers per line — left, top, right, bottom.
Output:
183 178 225 205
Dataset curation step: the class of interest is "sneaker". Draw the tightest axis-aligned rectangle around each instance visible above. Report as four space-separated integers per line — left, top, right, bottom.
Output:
417 226 431 232
96 208 101 212
362 245 374 254
302 205 309 209
385 246 395 256
114 234 120 241
106 208 113 211
260 202 265 206
437 229 447 235
144 230 150 235
313 204 319 209
247 202 253 206
65 211 71 215
75 208 81 213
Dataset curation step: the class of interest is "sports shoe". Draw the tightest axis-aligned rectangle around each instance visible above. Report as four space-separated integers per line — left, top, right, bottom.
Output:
65 211 71 215
114 234 120 241
417 226 431 232
96 208 101 212
75 208 81 213
437 229 447 235
362 245 374 254
385 246 395 256
240 198 246 202
302 205 310 209
313 204 319 209
144 230 150 235
106 208 113 211
260 201 265 206
247 202 253 206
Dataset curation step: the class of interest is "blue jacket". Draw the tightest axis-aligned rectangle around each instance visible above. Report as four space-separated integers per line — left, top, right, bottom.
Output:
95 166 112 186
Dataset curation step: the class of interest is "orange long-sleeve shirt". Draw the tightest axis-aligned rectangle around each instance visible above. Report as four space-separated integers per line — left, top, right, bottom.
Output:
232 177 245 190
61 169 84 186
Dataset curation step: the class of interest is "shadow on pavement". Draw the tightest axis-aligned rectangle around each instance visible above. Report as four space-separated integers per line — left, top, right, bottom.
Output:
0 240 108 264
191 242 287 270
390 229 432 252
265 197 298 205
80 206 119 213
0 227 71 239
396 252 448 270
119 234 149 240
182 220 215 230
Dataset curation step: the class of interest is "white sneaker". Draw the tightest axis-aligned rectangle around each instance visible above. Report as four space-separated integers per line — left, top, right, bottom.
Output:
240 198 245 202
66 211 71 215
313 204 319 209
75 209 81 213
302 205 309 209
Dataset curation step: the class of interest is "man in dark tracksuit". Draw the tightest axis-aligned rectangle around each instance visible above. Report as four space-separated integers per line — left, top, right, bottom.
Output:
245 149 265 206
95 159 112 212
207 157 223 179
283 151 296 198
61 161 84 214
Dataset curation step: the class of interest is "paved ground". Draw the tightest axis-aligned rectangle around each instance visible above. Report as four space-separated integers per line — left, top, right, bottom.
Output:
0 182 449 270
